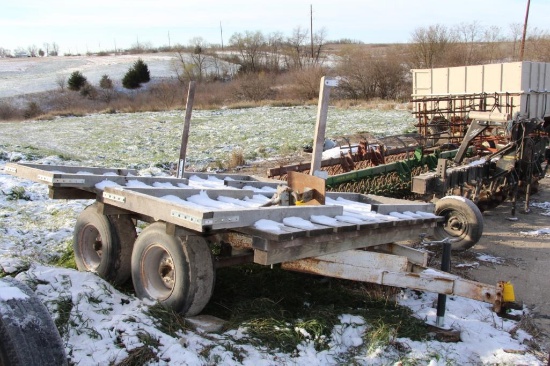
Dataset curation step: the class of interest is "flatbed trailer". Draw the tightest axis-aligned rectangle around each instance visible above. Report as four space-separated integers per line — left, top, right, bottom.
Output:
4 162 508 316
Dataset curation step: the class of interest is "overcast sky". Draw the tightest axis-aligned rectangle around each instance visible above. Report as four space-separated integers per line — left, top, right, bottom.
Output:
1 0 549 54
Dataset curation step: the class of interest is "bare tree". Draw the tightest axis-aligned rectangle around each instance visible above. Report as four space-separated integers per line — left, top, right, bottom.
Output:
0 47 10 57
50 43 59 56
55 74 66 92
373 47 409 100
336 46 408 101
27 44 38 57
453 21 483 66
408 24 456 68
482 26 506 63
208 51 235 81
173 49 196 83
229 30 266 72
311 27 328 64
266 31 285 72
524 27 550 62
43 43 50 56
188 37 210 81
336 46 378 100
508 23 523 60
284 26 309 70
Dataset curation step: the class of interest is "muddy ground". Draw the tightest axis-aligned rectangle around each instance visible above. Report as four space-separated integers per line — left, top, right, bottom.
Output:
451 173 550 354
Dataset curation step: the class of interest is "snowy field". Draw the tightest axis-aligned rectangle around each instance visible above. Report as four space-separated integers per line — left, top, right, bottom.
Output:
1 107 549 365
0 107 416 169
0 53 238 99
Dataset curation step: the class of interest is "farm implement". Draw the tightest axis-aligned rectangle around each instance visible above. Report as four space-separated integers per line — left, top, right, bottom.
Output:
268 62 550 251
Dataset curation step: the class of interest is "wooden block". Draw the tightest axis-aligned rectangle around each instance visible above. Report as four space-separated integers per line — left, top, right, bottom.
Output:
288 171 325 205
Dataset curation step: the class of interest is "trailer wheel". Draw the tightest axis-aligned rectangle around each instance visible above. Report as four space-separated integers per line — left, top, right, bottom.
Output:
0 277 67 366
131 222 215 316
434 196 484 251
73 203 136 285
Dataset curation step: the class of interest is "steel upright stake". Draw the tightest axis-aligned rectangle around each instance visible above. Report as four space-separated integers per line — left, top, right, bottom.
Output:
310 77 338 176
177 81 196 178
436 240 452 327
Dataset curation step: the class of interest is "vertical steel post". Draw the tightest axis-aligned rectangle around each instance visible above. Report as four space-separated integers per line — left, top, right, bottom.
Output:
310 77 338 176
436 241 452 327
177 81 196 179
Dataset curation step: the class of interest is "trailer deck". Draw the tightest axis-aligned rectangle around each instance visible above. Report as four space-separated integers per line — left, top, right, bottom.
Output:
4 162 507 315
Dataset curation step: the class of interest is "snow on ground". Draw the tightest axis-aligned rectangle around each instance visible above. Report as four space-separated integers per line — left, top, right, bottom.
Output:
1 151 548 365
0 107 417 170
0 54 238 99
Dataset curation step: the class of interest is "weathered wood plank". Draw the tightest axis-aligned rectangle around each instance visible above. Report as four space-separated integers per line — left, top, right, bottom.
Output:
288 171 326 205
238 225 308 242
367 243 428 266
282 250 410 279
253 221 437 265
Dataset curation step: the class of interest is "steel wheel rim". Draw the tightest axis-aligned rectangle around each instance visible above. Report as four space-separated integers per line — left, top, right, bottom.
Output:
79 224 102 270
141 244 175 300
441 209 468 239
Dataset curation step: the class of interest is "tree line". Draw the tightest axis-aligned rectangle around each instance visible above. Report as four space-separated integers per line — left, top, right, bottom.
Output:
2 21 550 122
168 22 550 101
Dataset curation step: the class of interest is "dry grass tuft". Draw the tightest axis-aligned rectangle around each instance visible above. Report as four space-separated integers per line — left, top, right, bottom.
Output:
229 148 246 168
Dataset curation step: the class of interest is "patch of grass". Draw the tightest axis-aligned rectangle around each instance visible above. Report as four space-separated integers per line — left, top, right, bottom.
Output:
116 332 160 366
52 240 77 269
225 101 260 109
203 264 428 353
3 186 31 201
0 262 31 278
54 296 74 338
145 303 188 338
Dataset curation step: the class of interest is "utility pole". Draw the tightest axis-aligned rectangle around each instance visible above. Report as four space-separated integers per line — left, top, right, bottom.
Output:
168 31 171 49
220 21 224 50
310 4 314 59
519 0 530 61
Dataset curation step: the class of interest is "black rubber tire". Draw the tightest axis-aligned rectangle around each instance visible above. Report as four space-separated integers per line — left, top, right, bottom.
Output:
73 202 136 285
434 196 484 251
0 277 67 366
131 222 215 316
184 235 216 316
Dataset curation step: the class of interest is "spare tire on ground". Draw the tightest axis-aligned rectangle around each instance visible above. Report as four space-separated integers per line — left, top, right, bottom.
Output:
0 277 67 366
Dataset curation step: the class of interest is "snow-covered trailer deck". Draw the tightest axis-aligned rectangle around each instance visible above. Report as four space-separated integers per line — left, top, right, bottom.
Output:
4 162 508 315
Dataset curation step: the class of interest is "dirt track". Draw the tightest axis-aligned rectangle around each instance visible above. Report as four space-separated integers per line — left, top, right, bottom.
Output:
458 173 550 353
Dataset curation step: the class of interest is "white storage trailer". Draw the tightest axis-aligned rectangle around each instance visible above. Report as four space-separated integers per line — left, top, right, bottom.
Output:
412 61 550 121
